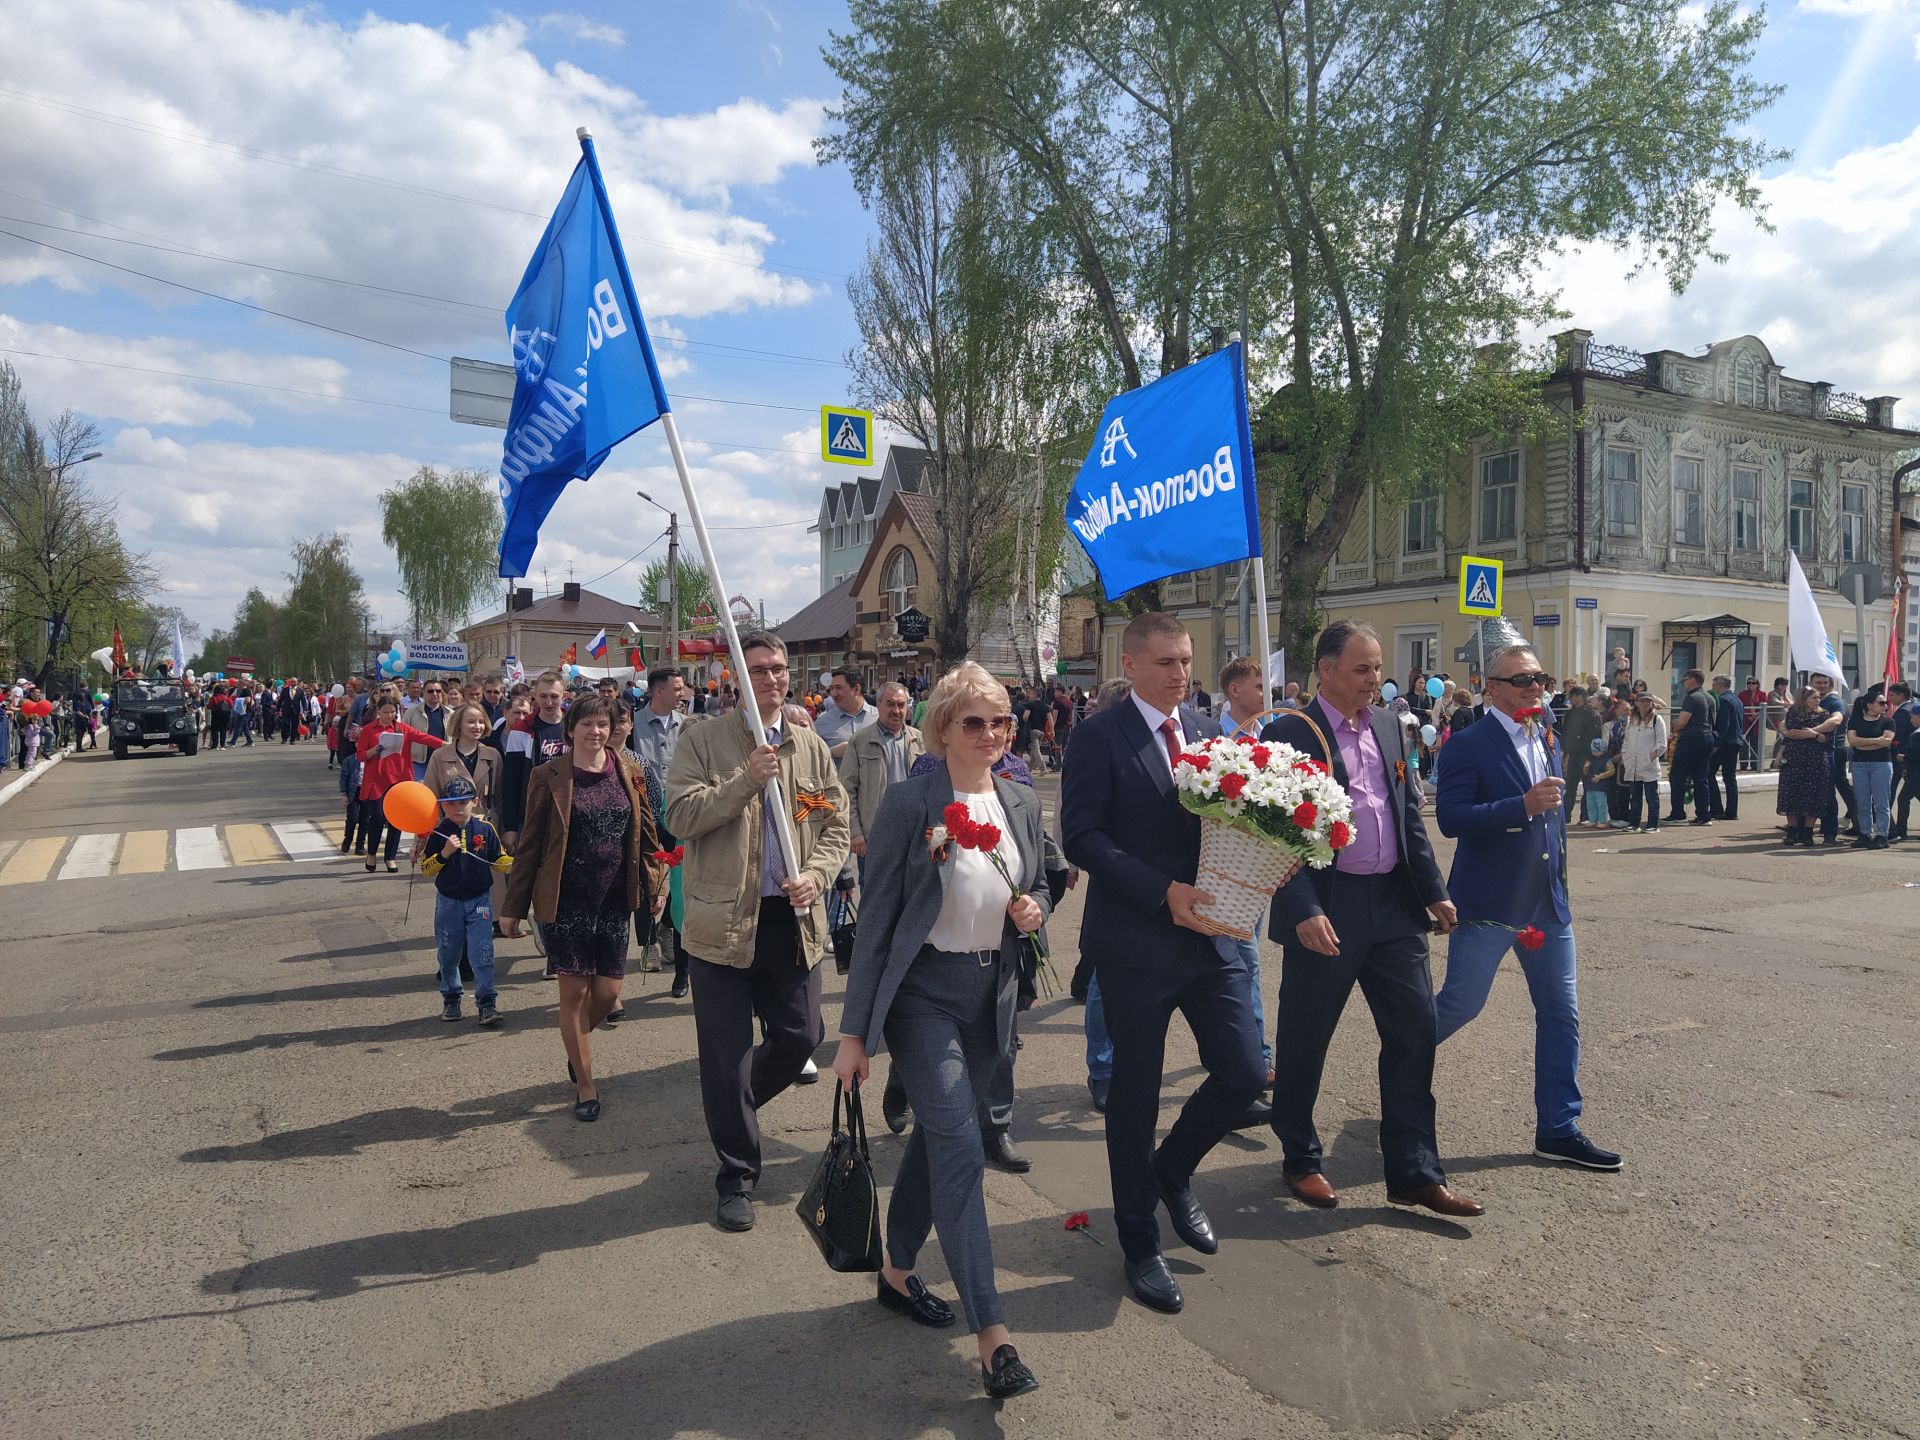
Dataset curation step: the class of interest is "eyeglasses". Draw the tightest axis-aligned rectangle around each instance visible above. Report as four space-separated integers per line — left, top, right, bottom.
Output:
956 714 1016 736
747 664 789 680
1489 671 1550 688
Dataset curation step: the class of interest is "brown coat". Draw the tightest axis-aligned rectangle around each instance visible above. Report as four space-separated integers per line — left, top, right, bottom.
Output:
421 741 501 818
501 752 665 927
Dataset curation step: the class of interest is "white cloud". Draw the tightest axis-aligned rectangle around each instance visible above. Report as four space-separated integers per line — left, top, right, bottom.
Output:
1530 124 1920 425
0 0 829 365
533 11 626 46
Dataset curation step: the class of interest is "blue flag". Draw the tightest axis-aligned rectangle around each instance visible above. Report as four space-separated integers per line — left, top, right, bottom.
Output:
1065 343 1261 601
498 135 671 579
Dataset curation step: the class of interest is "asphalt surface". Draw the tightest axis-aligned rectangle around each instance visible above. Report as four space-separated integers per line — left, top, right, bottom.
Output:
0 740 1914 1439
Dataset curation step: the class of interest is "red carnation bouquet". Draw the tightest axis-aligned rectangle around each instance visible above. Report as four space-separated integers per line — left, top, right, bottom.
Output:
929 800 1057 995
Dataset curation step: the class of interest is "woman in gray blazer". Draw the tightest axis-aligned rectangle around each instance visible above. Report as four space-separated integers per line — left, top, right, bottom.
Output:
832 661 1050 1401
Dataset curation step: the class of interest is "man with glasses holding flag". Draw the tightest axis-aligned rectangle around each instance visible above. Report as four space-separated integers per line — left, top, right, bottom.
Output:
1433 641 1622 1174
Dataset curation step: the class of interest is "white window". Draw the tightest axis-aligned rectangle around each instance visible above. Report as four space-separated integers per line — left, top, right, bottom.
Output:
1735 353 1765 408
1789 477 1814 555
1841 483 1867 561
1732 467 1760 552
1605 447 1640 538
1479 451 1518 542
1403 479 1440 555
882 546 918 616
1672 456 1704 547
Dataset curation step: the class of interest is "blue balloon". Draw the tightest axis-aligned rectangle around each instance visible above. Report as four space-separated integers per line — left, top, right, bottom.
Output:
1380 681 1399 702
1425 676 1446 699
1420 723 1438 746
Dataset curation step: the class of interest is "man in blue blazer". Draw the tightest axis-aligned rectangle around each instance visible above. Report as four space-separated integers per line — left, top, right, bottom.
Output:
1434 642 1622 1172
1262 621 1481 1217
1061 612 1267 1316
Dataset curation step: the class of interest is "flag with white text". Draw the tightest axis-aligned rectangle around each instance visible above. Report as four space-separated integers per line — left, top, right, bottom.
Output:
498 135 670 579
1064 343 1261 601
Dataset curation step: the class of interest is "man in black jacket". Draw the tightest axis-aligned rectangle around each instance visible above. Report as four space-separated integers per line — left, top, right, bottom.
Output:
1260 620 1480 1218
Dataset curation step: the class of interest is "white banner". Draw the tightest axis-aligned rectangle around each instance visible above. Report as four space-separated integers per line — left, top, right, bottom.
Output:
403 641 470 673
1787 552 1846 690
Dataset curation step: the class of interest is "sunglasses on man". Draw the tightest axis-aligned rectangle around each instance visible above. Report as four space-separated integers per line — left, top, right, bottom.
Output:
1489 671 1550 688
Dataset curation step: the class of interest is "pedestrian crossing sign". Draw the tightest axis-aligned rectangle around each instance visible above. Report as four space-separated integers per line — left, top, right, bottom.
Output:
1459 555 1503 616
821 405 873 466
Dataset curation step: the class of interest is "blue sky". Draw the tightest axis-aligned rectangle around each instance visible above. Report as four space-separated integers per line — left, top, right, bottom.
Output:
2 0 1918 646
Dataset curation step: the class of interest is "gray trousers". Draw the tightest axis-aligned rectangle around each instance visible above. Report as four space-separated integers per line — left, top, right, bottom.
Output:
883 950 1007 1334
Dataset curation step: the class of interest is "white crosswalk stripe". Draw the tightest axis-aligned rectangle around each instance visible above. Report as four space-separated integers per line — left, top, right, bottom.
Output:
57 833 121 880
174 826 229 871
272 821 335 862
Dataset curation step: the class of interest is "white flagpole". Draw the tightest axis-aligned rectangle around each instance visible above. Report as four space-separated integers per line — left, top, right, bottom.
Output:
658 410 806 901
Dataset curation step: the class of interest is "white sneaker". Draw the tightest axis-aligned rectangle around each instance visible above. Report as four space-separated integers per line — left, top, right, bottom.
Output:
639 943 663 973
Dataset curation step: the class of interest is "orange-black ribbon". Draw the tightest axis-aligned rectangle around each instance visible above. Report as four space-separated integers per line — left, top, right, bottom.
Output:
793 788 836 824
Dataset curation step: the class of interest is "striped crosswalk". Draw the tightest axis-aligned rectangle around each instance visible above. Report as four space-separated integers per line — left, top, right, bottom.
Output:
0 817 370 885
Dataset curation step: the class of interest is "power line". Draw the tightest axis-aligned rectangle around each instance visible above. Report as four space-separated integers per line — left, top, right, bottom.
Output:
0 85 847 285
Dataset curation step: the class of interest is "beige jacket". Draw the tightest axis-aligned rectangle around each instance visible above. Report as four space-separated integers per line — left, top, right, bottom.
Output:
665 709 850 970
838 720 925 843
400 703 452 767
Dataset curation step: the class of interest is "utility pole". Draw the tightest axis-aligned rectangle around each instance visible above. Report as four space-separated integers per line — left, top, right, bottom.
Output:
665 510 680 676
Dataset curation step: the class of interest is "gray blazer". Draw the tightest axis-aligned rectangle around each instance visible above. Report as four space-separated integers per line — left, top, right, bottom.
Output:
838 763 1052 1058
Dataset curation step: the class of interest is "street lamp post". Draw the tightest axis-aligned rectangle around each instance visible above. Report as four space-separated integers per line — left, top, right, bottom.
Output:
637 489 679 678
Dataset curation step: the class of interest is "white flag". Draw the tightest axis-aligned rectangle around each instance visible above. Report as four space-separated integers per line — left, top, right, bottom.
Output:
1266 648 1287 690
1787 552 1846 690
171 615 187 675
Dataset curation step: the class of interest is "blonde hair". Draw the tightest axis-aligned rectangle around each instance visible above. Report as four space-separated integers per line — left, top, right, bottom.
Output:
921 661 1008 759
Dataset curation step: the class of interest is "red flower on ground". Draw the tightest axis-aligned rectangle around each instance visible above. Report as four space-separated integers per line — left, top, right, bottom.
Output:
1328 821 1351 850
1248 744 1271 768
1291 802 1318 829
1219 772 1247 800
1064 1211 1090 1232
1516 925 1547 951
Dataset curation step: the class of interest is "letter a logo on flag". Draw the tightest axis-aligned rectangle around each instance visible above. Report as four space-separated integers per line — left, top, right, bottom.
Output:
498 133 673 580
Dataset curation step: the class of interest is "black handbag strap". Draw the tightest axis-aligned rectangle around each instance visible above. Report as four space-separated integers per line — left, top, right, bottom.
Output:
835 1077 872 1158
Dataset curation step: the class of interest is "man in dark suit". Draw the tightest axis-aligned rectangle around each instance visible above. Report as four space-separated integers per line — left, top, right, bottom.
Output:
1061 612 1267 1315
1434 642 1621 1172
1261 620 1483 1217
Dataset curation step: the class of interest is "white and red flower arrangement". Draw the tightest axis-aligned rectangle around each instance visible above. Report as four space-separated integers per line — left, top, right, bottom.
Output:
1169 736 1356 938
925 801 1057 993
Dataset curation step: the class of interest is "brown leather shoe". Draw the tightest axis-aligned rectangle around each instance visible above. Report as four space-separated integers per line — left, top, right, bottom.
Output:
1387 1184 1484 1218
1284 1172 1339 1209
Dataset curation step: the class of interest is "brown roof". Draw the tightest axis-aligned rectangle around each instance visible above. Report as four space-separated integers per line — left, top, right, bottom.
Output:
776 577 856 644
895 491 939 542
465 586 660 630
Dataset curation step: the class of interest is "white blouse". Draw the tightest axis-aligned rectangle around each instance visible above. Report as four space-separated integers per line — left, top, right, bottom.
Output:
926 789 1021 953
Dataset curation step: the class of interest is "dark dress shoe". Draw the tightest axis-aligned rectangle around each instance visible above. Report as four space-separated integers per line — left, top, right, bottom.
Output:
715 1193 755 1232
1387 1183 1484 1217
670 974 690 998
1153 1164 1218 1254
572 1098 601 1123
982 1344 1040 1400
876 1274 956 1328
1534 1131 1623 1170
601 1008 623 1026
984 1131 1032 1173
1231 1096 1274 1130
1124 1254 1184 1314
1087 1075 1109 1112
1284 1172 1339 1209
882 1076 911 1135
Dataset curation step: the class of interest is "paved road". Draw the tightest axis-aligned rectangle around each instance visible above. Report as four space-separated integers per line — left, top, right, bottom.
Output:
0 743 1914 1439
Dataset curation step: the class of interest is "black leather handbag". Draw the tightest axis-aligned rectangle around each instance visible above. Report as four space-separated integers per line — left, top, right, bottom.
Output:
796 1078 883 1272
829 883 858 975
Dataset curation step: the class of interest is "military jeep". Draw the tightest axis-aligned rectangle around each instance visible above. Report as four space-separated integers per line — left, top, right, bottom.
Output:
109 679 199 758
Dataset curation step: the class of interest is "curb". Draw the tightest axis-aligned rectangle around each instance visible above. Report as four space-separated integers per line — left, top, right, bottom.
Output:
0 748 69 812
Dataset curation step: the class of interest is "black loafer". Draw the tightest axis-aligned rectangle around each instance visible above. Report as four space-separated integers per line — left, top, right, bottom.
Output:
982 1344 1039 1400
1153 1163 1218 1255
1231 1096 1274 1130
715 1193 755 1232
882 1079 911 1135
670 974 689 998
572 1097 600 1122
1087 1075 1109 1113
876 1274 956 1328
984 1131 1031 1174
601 1008 624 1027
1124 1254 1184 1314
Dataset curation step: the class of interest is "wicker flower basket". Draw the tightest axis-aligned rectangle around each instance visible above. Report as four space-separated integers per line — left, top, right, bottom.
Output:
1194 818 1302 941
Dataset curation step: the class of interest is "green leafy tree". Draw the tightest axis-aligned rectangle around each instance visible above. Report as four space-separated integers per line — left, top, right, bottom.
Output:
637 554 716 629
281 534 370 681
379 465 504 639
824 0 1784 659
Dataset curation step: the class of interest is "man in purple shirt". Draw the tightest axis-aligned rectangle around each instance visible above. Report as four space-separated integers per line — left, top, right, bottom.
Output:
1260 620 1482 1218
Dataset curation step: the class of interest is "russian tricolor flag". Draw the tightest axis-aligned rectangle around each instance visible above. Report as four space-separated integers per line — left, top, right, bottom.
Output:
587 628 608 660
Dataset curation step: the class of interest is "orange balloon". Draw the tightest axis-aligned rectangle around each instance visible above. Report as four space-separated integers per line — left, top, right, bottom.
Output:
382 780 439 836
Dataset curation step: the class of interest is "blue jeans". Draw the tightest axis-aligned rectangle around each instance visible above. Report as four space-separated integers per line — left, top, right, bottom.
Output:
435 892 496 1003
1583 789 1610 823
1215 932 1271 1066
1084 972 1113 1083
1854 762 1892 839
1435 918 1583 1139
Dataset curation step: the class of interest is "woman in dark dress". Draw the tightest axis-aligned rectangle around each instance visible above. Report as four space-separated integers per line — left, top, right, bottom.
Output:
1776 687 1833 848
501 695 664 1121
